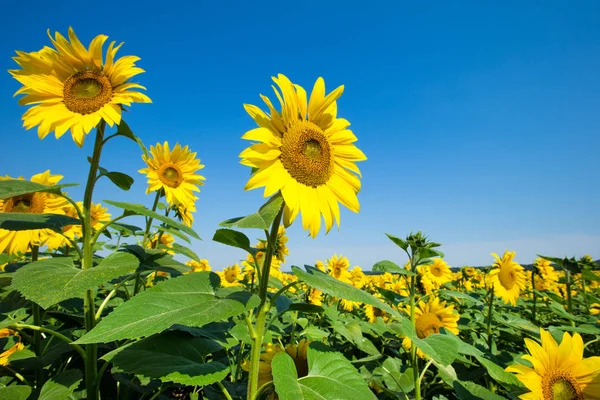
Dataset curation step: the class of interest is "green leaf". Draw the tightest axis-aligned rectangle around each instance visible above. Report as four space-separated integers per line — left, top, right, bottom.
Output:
76 272 246 343
11 252 139 308
39 369 82 400
417 248 444 259
582 270 600 282
391 320 458 366
548 301 587 322
219 194 283 230
375 358 414 394
0 179 77 200
271 342 377 400
158 226 191 244
286 303 325 314
453 381 505 400
385 234 408 251
103 331 228 386
212 229 254 254
99 168 134 191
292 266 401 319
0 213 80 232
170 243 200 262
438 290 483 306
372 260 414 276
114 120 149 157
0 386 32 400
110 222 143 234
104 200 199 240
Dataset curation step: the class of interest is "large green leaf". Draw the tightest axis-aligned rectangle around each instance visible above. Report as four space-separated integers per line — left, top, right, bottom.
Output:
11 252 139 308
212 228 254 254
292 266 401 319
385 234 408 252
0 213 80 232
390 320 458 366
38 369 82 400
219 194 283 230
171 243 200 262
98 167 134 191
0 386 31 400
271 342 377 400
0 180 77 200
453 381 505 400
372 260 414 276
104 200 199 239
103 331 228 386
373 357 414 394
76 272 246 344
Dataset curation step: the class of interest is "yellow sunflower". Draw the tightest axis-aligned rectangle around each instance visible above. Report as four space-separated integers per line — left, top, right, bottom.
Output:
365 304 390 323
186 259 211 273
315 260 326 272
349 266 367 289
218 264 242 287
506 328 600 400
239 74 367 237
422 258 453 288
146 233 174 253
308 289 323 306
46 202 81 251
139 142 205 208
0 329 24 366
89 202 111 230
0 171 68 255
327 254 352 283
174 201 196 227
402 297 460 358
340 298 361 312
9 27 151 147
489 250 527 306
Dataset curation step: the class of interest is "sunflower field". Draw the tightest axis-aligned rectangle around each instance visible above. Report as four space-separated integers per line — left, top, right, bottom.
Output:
0 28 599 400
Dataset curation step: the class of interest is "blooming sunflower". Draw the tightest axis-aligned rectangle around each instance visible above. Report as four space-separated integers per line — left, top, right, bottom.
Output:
327 254 352 283
139 142 205 208
308 288 323 306
489 250 527 306
218 264 242 287
239 74 367 237
0 171 68 255
146 233 174 253
9 27 151 147
186 259 211 273
349 266 367 289
402 297 460 357
365 304 390 323
46 202 81 251
506 328 600 400
423 258 453 288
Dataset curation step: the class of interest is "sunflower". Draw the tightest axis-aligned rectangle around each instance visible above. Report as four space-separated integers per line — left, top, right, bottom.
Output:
489 250 527 306
0 171 68 255
506 328 600 400
308 289 323 306
349 266 367 289
462 266 476 278
186 259 211 273
146 233 174 253
239 74 367 238
327 254 352 283
315 260 326 272
365 304 390 323
90 202 111 230
46 202 81 251
9 27 151 147
139 142 205 208
402 297 460 358
0 329 24 366
218 264 242 287
340 298 361 312
274 226 289 263
422 258 453 288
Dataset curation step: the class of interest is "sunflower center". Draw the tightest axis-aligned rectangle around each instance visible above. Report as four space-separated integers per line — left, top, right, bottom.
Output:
542 370 583 400
415 313 443 339
280 121 332 187
431 266 443 277
4 193 45 214
63 70 113 115
158 164 184 188
498 266 516 290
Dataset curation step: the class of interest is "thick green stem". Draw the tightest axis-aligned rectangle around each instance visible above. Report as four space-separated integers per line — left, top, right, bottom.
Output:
217 381 234 400
486 287 495 352
408 252 421 400
247 205 284 400
82 121 106 400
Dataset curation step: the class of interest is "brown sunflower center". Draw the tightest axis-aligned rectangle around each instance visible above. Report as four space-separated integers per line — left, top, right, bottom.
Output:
415 313 443 339
280 121 333 187
372 307 386 318
158 164 184 188
430 266 443 277
3 193 45 214
542 370 583 400
498 266 516 290
63 71 113 115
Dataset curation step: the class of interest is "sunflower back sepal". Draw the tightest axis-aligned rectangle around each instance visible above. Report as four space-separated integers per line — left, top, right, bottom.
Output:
219 193 283 231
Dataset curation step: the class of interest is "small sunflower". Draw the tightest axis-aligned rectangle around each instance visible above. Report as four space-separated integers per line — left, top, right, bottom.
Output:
489 250 527 306
423 258 453 288
9 27 151 147
340 298 361 312
218 264 241 287
186 259 211 273
349 266 367 289
90 202 111 230
506 328 600 400
174 201 196 227
365 304 390 323
139 142 205 208
308 288 323 306
146 233 174 253
46 202 81 251
315 260 326 272
0 171 68 255
239 74 367 237
402 297 460 358
0 329 24 366
327 254 352 283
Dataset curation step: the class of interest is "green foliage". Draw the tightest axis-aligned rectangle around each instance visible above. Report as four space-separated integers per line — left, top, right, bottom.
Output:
0 179 77 200
219 194 284 230
0 213 80 232
38 370 82 400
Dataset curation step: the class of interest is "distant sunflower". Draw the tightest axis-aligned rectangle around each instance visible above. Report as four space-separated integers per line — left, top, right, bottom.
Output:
46 202 81 251
0 171 68 255
507 328 600 400
218 264 241 288
139 142 205 208
9 27 151 147
365 304 390 323
327 254 351 283
186 259 211 273
489 250 526 306
240 74 366 237
146 233 174 253
174 201 196 227
0 329 24 366
308 289 323 306
402 297 460 357
423 258 453 288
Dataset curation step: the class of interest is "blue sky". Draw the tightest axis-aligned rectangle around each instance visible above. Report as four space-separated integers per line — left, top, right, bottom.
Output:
1 1 599 269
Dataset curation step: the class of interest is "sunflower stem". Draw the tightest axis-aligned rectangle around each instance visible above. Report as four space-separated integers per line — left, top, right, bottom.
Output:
531 272 537 324
247 204 284 400
486 286 495 352
409 252 421 400
565 269 574 326
11 323 87 361
82 120 106 400
142 190 162 247
29 246 45 391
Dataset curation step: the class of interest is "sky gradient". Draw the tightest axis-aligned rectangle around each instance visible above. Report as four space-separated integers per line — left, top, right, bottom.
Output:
1 1 599 269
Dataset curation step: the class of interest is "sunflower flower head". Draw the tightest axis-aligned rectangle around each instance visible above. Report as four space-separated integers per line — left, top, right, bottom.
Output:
506 328 600 400
239 74 367 237
186 259 211 273
489 250 527 306
9 27 151 147
327 254 351 283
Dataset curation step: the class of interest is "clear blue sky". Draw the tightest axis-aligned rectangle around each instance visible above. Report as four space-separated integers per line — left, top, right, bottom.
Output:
1 1 599 269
